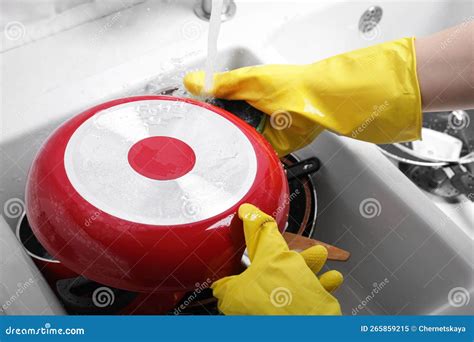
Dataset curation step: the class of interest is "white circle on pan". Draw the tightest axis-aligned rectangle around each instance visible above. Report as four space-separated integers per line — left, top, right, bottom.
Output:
64 100 258 225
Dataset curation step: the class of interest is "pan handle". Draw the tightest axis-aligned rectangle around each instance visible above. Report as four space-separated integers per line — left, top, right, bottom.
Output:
444 165 474 201
285 157 321 180
55 276 136 314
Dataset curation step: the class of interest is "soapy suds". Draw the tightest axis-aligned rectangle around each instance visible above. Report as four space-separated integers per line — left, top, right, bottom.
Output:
140 1 224 103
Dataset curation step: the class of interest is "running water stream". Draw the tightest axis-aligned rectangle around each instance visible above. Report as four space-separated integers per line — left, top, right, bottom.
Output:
203 0 224 93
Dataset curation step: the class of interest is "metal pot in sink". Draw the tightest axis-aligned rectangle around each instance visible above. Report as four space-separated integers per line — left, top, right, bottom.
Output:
379 110 474 201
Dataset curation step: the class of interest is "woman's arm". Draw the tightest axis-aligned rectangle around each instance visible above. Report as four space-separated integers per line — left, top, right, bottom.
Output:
184 21 473 155
415 20 474 111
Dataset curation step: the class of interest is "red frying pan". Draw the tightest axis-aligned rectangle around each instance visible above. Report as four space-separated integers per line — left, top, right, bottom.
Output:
25 96 289 294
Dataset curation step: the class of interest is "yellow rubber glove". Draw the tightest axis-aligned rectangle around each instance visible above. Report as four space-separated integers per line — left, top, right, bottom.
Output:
184 38 422 156
212 203 343 315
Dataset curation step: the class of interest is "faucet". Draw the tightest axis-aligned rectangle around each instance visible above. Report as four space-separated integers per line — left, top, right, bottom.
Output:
194 0 236 21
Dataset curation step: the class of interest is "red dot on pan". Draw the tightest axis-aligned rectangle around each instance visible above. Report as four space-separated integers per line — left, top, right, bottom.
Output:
128 136 196 181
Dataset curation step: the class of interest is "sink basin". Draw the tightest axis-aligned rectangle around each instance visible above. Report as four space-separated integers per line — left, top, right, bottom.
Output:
1 0 472 316
270 1 473 64
0 46 268 314
270 0 473 315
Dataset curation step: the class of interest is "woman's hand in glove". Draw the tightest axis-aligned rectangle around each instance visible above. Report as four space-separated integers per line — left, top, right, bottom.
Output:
185 38 422 156
211 203 343 315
